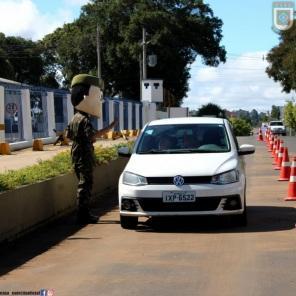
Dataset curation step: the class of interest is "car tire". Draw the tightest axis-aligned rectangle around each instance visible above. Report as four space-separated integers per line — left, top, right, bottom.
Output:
120 215 138 229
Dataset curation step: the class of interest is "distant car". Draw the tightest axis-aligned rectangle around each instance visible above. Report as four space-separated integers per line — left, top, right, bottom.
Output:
269 120 286 136
118 117 255 229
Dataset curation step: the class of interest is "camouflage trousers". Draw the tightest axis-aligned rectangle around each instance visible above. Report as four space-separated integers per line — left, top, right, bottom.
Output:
74 163 94 212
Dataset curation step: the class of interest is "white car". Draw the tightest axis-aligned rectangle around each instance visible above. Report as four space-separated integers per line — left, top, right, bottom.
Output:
269 120 286 136
118 117 255 229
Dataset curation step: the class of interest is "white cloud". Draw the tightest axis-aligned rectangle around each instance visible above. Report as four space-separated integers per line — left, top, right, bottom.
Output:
185 51 295 112
0 0 78 40
64 0 89 6
195 68 218 82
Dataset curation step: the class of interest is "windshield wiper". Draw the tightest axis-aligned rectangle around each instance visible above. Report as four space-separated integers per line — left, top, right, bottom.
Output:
172 148 226 153
138 148 225 154
138 149 172 154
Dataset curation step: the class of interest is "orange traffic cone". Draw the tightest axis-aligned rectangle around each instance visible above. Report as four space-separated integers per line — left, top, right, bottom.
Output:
272 136 278 157
257 128 264 141
274 145 284 170
278 147 290 181
268 135 274 152
266 130 271 148
265 129 270 144
272 138 279 162
285 156 296 201
274 140 283 163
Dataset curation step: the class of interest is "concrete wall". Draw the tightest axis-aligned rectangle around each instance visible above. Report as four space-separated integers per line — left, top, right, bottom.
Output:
0 157 128 243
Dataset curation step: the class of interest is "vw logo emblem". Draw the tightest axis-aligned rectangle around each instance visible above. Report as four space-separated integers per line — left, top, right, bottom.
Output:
173 175 184 186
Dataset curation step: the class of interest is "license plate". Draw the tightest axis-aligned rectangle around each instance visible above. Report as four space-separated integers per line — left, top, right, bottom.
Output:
162 191 196 203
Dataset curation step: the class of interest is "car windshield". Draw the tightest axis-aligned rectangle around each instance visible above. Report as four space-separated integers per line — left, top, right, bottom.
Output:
137 123 230 154
270 121 283 126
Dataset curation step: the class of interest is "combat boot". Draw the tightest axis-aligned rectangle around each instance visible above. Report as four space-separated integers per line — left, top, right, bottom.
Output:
76 208 98 224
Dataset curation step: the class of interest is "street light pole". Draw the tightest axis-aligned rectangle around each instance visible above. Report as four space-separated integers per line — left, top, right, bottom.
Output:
139 53 143 100
142 27 147 80
96 24 102 79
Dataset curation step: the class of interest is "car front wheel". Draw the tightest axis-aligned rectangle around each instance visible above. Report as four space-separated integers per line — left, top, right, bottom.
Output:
120 215 138 229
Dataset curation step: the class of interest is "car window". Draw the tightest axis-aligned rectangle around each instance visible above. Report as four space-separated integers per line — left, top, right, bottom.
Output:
270 121 283 126
137 124 230 154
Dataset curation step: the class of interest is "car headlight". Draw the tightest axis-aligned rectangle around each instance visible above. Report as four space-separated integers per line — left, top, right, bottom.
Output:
211 169 239 185
122 172 148 186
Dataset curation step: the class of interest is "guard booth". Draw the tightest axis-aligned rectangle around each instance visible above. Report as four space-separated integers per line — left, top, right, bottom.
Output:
30 91 48 139
4 89 23 142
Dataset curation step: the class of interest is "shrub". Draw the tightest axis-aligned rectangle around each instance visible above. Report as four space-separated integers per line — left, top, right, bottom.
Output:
0 142 134 193
229 117 252 136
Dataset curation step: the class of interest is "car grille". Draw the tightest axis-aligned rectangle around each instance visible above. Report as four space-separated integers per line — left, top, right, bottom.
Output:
137 196 222 212
146 176 212 185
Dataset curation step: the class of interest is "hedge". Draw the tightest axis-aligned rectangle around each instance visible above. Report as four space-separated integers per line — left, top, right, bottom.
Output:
0 142 134 193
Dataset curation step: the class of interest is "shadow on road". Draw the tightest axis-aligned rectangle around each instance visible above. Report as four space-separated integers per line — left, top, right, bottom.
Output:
136 205 296 233
0 190 118 277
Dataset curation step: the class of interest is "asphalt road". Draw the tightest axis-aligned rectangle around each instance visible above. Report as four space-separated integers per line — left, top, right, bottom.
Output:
0 135 296 296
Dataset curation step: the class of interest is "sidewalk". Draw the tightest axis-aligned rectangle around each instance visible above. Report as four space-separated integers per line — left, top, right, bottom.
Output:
0 138 128 173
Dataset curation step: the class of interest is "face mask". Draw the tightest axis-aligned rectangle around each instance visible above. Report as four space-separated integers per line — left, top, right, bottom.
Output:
75 85 103 117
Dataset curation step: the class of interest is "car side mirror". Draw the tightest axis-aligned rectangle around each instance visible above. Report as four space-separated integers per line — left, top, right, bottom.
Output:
118 146 131 157
238 144 255 155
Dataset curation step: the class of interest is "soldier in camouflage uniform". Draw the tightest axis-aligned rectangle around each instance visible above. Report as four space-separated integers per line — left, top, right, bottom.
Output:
67 74 116 224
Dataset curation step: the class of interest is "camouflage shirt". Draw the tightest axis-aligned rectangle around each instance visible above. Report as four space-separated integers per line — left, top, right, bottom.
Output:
67 111 96 167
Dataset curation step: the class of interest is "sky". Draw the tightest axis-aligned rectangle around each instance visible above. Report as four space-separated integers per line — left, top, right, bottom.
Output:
186 0 296 112
0 0 295 112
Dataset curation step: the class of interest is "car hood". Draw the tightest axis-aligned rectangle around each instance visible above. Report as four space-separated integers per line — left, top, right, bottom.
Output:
125 152 238 177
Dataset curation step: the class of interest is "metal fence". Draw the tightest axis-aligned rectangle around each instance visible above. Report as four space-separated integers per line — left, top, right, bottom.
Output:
1 81 143 141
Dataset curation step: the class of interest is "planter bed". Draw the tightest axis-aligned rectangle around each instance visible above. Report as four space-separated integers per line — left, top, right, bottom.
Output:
0 157 128 243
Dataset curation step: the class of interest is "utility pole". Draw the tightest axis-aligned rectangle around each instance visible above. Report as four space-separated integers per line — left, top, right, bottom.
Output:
96 24 102 79
142 27 147 80
139 53 143 100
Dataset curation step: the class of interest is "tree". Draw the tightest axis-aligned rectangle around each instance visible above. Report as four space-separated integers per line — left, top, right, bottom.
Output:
259 112 269 123
266 23 296 93
229 117 252 137
42 0 226 103
283 100 296 133
250 109 259 126
270 105 281 120
196 103 226 118
233 109 251 125
0 33 57 87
